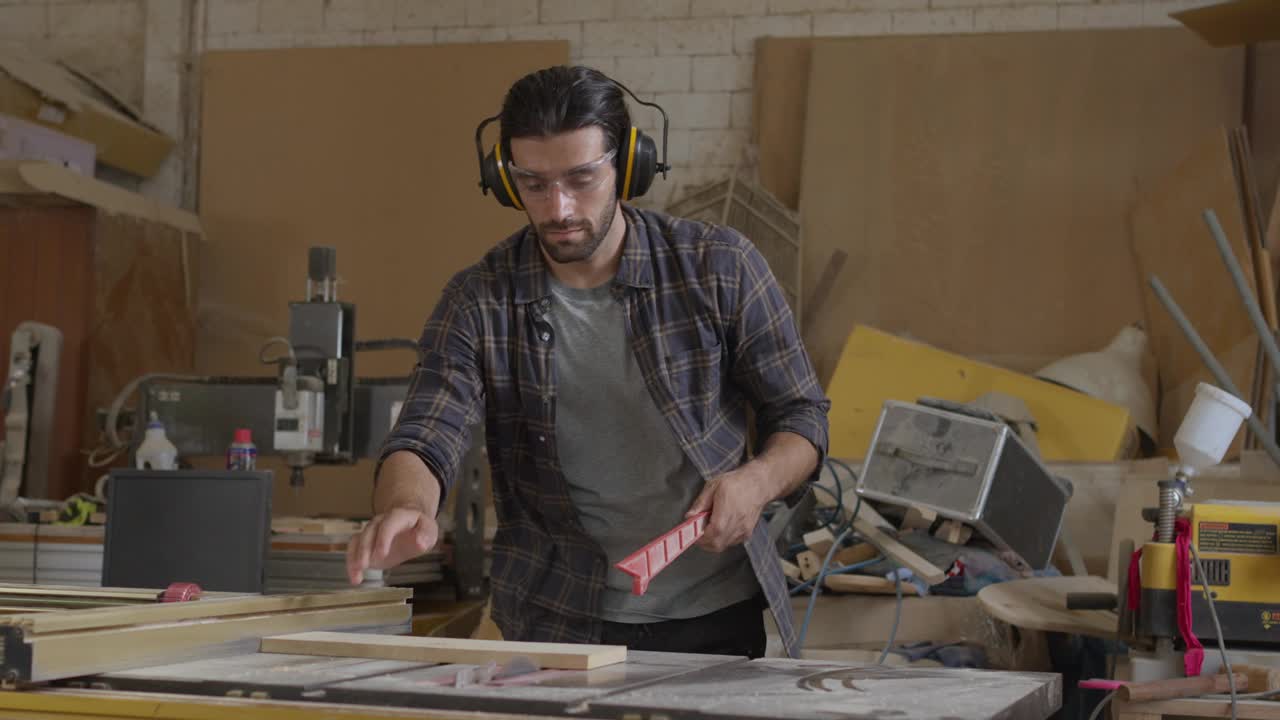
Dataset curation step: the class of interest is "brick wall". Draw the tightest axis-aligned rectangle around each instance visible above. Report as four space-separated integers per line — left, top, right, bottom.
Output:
0 0 1216 209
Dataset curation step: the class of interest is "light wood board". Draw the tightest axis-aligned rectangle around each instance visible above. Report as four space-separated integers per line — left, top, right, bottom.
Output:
752 37 813 211
197 41 568 516
977 575 1118 639
1131 127 1259 455
261 631 626 670
793 29 1243 389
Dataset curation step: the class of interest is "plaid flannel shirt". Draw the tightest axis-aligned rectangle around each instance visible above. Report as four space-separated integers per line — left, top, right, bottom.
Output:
379 204 830 658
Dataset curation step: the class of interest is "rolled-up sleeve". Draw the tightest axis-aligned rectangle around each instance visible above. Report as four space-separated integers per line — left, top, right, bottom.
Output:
725 230 831 498
377 276 484 509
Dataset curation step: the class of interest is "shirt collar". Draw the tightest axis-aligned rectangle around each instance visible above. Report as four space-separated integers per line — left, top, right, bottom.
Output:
512 204 654 305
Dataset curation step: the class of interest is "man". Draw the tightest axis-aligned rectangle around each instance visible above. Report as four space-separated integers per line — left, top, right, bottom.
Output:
346 65 830 660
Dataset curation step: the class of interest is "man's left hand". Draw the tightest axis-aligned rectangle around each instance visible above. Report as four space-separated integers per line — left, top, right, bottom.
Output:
685 465 770 553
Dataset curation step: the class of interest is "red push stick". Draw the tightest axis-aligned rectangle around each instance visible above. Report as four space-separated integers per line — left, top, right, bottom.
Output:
615 512 709 596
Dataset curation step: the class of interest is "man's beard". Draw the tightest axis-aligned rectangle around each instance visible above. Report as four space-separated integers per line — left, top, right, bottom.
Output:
535 194 618 264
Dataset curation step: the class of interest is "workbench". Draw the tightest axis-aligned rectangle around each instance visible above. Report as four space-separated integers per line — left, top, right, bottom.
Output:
0 648 1063 720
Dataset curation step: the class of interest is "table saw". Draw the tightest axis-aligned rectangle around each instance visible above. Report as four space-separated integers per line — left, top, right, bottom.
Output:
0 647 1062 720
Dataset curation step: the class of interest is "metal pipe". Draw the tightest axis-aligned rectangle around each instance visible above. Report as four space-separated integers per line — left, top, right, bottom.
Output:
1204 208 1280 381
1149 274 1280 469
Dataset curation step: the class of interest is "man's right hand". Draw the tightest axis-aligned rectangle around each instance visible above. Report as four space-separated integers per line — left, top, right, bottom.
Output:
345 507 439 585
345 450 443 585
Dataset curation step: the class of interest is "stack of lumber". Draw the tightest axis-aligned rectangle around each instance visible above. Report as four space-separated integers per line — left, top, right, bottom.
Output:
0 524 103 587
266 530 444 593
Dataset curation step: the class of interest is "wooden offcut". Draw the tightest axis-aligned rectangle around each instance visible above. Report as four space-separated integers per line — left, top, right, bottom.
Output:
261 631 627 671
823 573 923 596
850 503 947 586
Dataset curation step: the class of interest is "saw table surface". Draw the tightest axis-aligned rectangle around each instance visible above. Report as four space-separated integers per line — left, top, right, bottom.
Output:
27 649 1064 720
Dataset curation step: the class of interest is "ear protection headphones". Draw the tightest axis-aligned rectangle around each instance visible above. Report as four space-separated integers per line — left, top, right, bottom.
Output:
474 76 670 211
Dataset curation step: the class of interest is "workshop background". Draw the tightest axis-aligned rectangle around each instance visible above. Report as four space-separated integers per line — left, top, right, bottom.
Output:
4 0 1280 711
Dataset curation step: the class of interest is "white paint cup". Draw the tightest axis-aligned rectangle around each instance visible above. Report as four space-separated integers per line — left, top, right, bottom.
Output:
1173 382 1252 474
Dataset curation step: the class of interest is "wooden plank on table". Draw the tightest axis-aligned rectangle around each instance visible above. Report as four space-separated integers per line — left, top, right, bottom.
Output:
261 631 627 671
19 600 409 684
976 575 1117 639
1132 127 1259 456
7 587 410 635
796 29 1243 392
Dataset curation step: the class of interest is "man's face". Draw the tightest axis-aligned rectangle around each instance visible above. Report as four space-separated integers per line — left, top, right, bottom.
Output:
508 126 618 265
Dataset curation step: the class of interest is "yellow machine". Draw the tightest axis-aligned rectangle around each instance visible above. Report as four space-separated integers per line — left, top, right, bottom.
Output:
1132 500 1280 648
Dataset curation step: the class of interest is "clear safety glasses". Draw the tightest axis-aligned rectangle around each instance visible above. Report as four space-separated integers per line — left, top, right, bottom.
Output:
507 149 617 201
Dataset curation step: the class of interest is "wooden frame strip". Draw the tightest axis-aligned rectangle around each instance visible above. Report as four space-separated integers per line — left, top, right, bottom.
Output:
5 588 410 635
261 631 627 671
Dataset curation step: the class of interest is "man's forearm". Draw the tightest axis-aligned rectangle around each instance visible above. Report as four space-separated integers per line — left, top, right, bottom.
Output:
743 431 819 503
374 450 443 516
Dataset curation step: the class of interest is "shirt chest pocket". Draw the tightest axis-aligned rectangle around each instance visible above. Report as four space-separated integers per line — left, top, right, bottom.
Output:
662 341 724 432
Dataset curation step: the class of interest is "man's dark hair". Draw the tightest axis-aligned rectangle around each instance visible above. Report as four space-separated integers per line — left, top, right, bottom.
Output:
500 65 631 158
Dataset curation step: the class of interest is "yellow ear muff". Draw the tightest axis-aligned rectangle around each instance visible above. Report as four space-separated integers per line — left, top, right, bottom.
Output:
495 143 524 211
621 126 638 200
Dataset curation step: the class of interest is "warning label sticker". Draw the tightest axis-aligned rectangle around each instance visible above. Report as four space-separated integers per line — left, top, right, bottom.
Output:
1198 522 1279 555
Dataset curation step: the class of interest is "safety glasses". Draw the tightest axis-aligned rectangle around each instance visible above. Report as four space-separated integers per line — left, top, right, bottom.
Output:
507 149 617 201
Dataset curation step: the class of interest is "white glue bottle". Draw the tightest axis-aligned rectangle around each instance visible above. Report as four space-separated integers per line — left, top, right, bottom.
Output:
135 412 178 470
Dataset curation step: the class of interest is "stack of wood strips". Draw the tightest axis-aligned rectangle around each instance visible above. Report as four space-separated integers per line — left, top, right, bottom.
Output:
0 586 411 684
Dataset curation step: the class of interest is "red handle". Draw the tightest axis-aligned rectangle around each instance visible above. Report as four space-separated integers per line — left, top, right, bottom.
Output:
614 512 709 596
158 582 203 603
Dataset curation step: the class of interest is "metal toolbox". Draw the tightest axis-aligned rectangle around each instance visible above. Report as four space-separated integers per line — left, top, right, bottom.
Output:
854 399 1071 570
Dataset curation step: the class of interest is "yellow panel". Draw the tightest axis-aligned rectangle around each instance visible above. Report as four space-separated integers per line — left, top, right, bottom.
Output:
826 326 1131 461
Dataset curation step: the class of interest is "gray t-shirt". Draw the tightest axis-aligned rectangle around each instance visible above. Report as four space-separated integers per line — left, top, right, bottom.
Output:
546 275 759 623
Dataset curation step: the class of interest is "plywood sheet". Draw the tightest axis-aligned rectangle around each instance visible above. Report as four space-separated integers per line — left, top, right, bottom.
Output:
261 631 626 670
198 42 568 515
1131 128 1258 454
753 37 813 211
794 29 1243 388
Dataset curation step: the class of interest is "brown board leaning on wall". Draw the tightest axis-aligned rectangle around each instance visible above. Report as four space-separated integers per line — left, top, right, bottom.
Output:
198 41 570 516
793 29 1243 388
1131 127 1259 457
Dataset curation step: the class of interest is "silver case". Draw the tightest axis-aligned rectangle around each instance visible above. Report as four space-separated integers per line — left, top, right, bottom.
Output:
854 400 1069 570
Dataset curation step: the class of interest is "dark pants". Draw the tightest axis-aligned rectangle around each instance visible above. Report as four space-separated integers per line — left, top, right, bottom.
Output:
600 594 767 658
